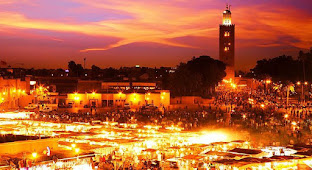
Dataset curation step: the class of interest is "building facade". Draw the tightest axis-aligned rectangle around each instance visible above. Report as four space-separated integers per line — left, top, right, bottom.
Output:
66 90 170 110
0 77 33 108
65 81 169 110
219 4 235 80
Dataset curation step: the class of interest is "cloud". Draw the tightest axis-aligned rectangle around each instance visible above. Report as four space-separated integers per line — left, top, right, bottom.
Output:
0 0 311 57
235 5 312 49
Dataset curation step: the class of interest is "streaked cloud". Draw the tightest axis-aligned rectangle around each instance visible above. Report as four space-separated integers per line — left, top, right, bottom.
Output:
0 0 311 69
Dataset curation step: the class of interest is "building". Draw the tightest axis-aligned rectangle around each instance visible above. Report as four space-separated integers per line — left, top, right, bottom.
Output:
64 80 169 110
35 76 79 93
77 80 158 92
66 90 170 110
101 82 157 91
219 4 235 80
0 76 33 108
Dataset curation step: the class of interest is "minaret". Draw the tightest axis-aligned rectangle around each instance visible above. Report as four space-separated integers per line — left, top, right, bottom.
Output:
219 4 235 80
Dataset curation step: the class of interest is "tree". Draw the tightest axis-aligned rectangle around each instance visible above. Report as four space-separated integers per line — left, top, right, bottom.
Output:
68 60 84 77
298 49 312 82
249 55 301 82
169 56 226 98
68 61 76 71
249 48 312 82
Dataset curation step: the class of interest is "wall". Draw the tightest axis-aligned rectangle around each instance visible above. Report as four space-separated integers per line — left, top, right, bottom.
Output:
0 77 30 109
66 91 170 110
77 80 102 93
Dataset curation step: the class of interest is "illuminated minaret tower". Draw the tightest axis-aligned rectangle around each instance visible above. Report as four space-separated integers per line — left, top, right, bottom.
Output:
219 4 235 80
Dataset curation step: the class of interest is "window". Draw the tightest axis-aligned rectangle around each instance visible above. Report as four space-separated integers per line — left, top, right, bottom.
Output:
102 100 108 107
224 31 230 37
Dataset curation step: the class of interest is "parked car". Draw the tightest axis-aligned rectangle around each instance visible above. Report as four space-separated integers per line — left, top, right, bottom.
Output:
24 104 38 110
124 103 130 109
141 104 158 110
39 106 53 112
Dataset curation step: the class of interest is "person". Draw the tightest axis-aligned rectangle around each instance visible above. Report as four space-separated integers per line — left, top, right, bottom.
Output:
129 164 133 170
26 159 32 168
108 154 112 162
280 148 285 156
101 155 106 162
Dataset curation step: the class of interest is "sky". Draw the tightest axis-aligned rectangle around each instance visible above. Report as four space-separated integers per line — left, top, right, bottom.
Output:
0 0 311 71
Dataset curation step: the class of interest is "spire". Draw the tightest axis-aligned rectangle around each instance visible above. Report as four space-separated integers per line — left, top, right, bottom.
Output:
222 3 232 25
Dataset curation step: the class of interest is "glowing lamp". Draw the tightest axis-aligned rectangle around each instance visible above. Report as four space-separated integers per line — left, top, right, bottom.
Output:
30 81 36 85
132 93 137 101
32 152 37 159
75 148 80 154
230 83 237 89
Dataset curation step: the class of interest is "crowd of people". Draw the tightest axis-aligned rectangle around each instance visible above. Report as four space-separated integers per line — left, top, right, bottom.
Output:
30 88 312 147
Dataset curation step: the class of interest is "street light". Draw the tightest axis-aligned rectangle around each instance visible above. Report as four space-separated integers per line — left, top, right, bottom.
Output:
32 152 38 159
75 148 80 154
297 81 308 104
284 114 289 119
264 80 271 94
230 83 237 89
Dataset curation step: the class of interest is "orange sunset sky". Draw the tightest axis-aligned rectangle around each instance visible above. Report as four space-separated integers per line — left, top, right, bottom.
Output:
0 0 311 70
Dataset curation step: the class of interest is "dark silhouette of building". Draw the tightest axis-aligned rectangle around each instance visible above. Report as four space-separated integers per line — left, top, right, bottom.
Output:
219 4 235 80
